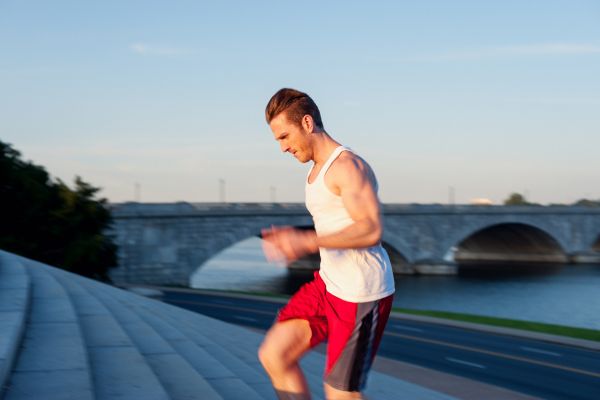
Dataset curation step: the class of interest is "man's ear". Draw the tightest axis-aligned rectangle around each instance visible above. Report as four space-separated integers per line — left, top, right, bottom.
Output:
302 115 314 134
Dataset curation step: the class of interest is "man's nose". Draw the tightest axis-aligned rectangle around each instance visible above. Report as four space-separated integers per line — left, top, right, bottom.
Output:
280 142 289 153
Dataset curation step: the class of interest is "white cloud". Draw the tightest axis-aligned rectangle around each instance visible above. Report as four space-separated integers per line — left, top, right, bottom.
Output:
504 96 600 106
411 42 600 62
130 43 193 56
496 43 600 56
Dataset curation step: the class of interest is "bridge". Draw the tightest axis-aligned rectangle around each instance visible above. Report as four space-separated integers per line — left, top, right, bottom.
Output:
108 203 600 286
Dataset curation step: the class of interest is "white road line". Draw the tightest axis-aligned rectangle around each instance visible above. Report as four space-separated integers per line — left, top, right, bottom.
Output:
445 357 486 369
520 346 562 357
233 315 258 322
394 326 424 333
388 331 600 378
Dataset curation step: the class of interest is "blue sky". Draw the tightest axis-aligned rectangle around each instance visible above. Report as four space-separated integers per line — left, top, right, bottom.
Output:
2 0 599 204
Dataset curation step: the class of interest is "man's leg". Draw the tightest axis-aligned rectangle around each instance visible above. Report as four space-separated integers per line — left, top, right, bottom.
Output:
322 294 393 400
258 319 313 400
323 383 366 399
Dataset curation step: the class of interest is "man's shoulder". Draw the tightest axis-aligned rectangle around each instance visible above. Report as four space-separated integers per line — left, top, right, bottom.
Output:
326 149 373 187
335 150 369 174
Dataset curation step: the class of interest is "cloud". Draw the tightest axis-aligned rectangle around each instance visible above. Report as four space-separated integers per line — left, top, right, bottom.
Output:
504 96 600 106
130 43 193 56
495 43 600 56
411 43 600 62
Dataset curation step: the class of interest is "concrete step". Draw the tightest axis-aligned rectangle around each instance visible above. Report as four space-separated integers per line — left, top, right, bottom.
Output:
0 252 31 398
52 270 271 399
79 278 224 400
158 306 326 399
142 304 324 400
156 303 362 399
188 316 326 399
207 320 457 400
41 265 170 400
2 259 94 400
114 291 270 400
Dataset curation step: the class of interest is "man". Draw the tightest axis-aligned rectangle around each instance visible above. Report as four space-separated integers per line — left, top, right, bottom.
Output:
259 88 395 400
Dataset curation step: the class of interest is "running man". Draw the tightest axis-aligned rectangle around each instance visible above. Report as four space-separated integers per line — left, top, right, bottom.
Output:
259 88 395 400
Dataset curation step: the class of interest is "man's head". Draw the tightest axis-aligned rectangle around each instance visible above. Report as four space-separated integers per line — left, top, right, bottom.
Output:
265 88 324 130
265 88 324 163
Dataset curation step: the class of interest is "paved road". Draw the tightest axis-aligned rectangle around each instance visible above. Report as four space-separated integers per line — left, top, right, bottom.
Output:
160 289 600 400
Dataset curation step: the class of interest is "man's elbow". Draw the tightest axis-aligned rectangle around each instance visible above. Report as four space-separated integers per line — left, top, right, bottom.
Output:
365 223 382 247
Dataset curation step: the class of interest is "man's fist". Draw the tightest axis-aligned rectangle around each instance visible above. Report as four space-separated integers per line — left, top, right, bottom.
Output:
261 226 318 263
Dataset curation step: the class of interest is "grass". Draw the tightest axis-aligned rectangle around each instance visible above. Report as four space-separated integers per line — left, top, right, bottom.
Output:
393 307 600 343
171 286 600 343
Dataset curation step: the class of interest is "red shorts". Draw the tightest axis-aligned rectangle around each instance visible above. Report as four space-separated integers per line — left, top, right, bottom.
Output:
276 271 393 392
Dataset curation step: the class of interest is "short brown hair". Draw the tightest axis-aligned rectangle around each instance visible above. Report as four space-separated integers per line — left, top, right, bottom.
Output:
265 88 324 129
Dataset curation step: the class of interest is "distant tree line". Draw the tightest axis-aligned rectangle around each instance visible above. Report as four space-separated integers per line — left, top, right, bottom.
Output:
0 140 117 281
571 198 600 207
503 192 600 207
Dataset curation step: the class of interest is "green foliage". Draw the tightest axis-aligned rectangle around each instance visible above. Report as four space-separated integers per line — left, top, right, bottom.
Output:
503 192 539 206
573 198 600 207
0 141 117 281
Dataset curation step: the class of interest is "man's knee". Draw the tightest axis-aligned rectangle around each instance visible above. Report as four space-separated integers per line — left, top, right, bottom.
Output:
258 340 274 368
258 320 311 373
258 338 288 374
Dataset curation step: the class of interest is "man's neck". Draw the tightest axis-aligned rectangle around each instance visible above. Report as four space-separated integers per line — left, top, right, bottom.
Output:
310 132 341 166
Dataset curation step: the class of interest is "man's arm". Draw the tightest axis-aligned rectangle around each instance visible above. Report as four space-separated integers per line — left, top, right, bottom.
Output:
316 152 383 249
262 152 383 262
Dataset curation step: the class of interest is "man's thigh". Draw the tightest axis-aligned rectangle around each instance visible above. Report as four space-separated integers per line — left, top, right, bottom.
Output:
260 319 313 365
276 271 329 349
324 294 393 392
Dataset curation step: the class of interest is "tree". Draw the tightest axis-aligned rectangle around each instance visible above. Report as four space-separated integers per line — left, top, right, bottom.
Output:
0 141 117 281
503 192 539 206
573 199 600 207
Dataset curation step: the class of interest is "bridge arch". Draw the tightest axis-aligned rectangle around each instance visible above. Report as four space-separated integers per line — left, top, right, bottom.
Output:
592 234 600 252
381 241 410 274
449 222 568 264
188 223 319 281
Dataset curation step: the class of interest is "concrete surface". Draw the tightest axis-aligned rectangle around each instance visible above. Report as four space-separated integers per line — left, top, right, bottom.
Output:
0 250 466 399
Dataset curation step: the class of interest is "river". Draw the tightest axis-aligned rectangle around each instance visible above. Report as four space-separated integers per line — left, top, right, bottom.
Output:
190 237 600 330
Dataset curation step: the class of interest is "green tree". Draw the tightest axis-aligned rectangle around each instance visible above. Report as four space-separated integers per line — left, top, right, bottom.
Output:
503 192 539 206
573 198 600 207
0 141 117 281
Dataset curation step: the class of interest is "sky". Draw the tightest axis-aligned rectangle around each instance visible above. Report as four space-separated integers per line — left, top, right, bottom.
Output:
1 0 599 205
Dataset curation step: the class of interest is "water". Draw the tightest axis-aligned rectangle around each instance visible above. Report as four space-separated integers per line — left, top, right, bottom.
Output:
190 237 600 330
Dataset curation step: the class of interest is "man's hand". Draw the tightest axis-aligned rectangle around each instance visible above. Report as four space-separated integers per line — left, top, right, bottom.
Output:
261 226 318 263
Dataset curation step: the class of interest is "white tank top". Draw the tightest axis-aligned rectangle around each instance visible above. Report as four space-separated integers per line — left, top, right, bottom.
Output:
305 146 395 302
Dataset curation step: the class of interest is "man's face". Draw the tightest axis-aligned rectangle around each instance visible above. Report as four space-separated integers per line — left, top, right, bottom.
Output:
269 112 312 163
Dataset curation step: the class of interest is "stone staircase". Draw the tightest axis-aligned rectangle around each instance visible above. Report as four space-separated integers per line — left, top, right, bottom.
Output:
0 250 457 399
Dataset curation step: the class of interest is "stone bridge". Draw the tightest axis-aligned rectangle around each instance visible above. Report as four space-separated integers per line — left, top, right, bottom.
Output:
108 203 600 286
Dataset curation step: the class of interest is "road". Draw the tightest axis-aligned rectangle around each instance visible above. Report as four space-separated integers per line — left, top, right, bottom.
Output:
160 289 600 400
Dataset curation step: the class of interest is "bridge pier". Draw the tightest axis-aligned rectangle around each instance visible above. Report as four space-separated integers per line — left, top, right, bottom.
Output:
455 251 569 264
570 251 600 264
412 262 458 275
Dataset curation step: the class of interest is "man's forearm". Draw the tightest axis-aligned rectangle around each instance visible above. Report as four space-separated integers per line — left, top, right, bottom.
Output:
313 219 382 250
